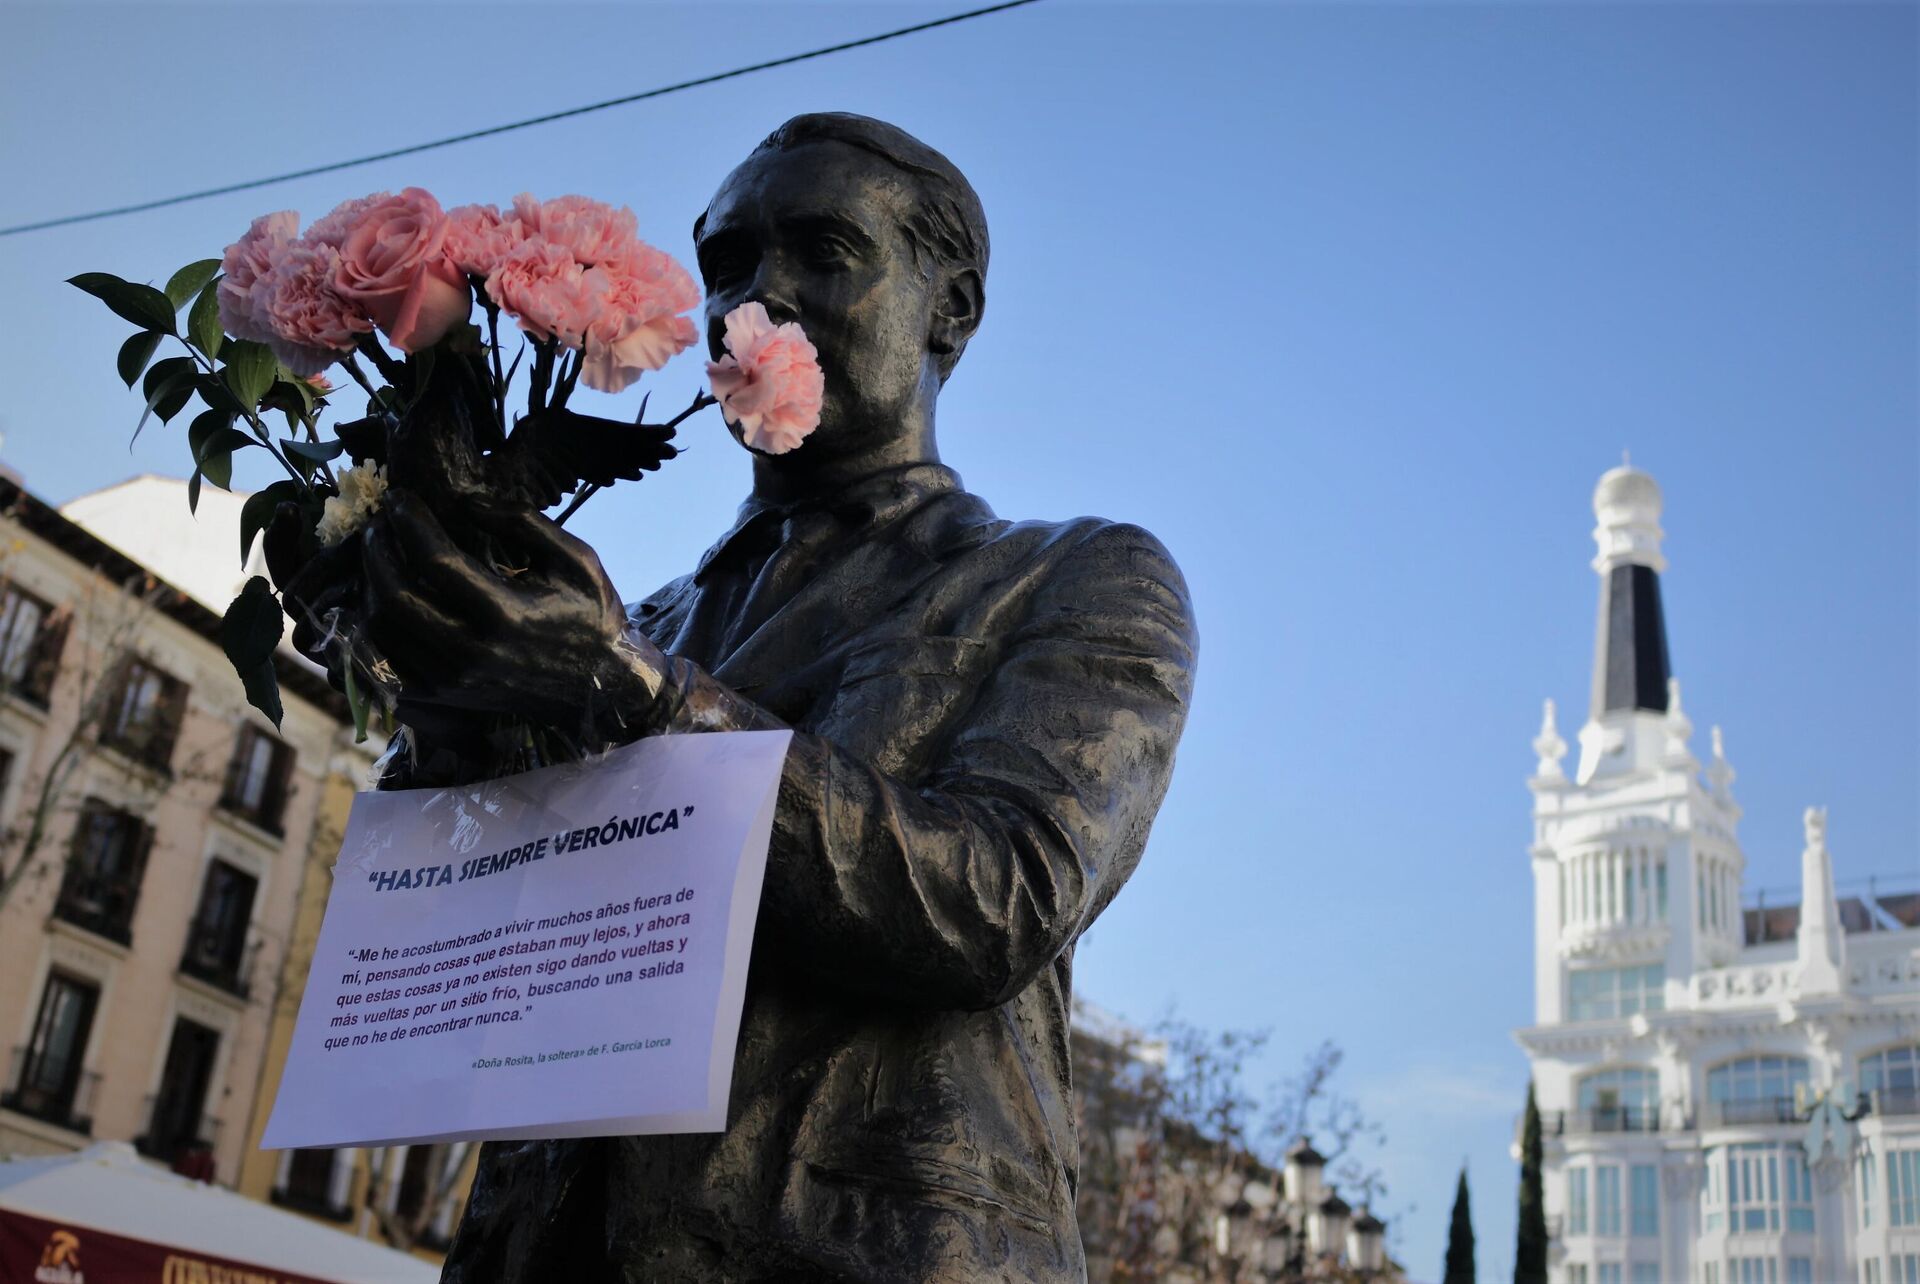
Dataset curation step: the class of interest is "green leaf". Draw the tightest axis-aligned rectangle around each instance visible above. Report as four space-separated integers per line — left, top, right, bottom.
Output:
116 331 163 388
223 340 276 407
222 575 283 671
69 272 175 333
282 437 344 464
238 660 284 730
188 278 223 360
134 358 198 441
343 655 369 743
187 468 203 514
165 259 221 310
196 372 246 416
239 480 303 567
189 416 254 491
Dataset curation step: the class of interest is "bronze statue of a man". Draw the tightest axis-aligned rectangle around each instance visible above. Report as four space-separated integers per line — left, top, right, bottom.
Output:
326 114 1197 1282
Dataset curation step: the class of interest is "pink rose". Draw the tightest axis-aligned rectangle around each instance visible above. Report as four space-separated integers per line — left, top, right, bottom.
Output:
257 241 371 376
445 203 524 278
578 245 701 394
486 239 606 348
510 193 637 267
217 211 298 344
328 187 470 353
706 302 824 455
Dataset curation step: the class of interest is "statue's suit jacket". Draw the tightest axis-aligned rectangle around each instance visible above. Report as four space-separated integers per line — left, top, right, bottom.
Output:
442 464 1197 1283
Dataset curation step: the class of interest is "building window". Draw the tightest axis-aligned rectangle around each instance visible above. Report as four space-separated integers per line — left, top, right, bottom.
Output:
137 1017 220 1167
1732 1260 1778 1284
1705 1143 1813 1234
1862 1045 1920 1115
1784 1148 1814 1232
0 584 63 706
1705 1263 1720 1284
1600 1266 1621 1284
1578 1068 1659 1131
98 658 188 773
1569 1167 1589 1235
54 800 154 945
1890 1149 1920 1227
1629 1164 1658 1236
180 860 258 997
2 972 98 1131
1568 1267 1588 1284
274 1149 348 1220
1892 1259 1919 1284
1706 1056 1809 1126
1862 1259 1880 1284
1631 1266 1658 1284
219 726 294 835
1788 1261 1812 1284
1568 964 1665 1021
1595 1165 1622 1235
1861 1147 1876 1227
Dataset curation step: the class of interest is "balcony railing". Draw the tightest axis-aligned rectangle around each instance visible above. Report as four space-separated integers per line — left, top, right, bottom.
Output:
1867 1088 1920 1118
1702 1096 1804 1128
0 1045 99 1134
52 871 138 945
179 926 259 1000
1546 1107 1662 1135
134 1098 222 1166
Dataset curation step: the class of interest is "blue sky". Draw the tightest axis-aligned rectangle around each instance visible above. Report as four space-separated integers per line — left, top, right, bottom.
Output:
2 2 1914 1276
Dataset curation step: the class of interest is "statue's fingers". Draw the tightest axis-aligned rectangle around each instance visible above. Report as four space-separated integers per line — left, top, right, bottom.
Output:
373 493 519 623
463 501 616 603
360 538 491 696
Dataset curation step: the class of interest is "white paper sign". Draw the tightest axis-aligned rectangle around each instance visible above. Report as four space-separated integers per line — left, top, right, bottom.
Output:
261 729 792 1150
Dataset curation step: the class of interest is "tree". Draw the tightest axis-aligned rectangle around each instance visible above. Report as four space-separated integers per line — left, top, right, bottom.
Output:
1444 1166 1474 1284
1514 1083 1547 1284
0 562 179 916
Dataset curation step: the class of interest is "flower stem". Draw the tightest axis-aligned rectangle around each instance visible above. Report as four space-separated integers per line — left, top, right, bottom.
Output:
553 391 716 527
527 341 556 419
354 334 406 389
339 354 381 404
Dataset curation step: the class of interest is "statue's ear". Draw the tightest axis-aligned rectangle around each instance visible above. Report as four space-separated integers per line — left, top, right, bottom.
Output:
929 266 984 358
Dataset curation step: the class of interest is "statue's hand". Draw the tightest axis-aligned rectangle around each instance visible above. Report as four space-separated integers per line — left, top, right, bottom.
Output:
357 491 662 732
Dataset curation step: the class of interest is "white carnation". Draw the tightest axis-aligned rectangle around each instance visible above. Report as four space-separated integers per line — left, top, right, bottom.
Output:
314 462 389 547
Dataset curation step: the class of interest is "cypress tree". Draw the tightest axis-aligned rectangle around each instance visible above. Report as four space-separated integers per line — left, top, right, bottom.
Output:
1445 1165 1475 1284
1514 1082 1548 1284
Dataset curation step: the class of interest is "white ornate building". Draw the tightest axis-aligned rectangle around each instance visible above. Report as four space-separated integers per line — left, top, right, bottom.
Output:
1514 465 1920 1284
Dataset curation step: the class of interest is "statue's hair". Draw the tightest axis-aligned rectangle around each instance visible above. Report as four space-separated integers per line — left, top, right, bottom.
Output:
697 113 988 380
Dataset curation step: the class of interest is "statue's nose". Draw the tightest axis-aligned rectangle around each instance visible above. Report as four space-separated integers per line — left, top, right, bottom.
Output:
745 255 802 326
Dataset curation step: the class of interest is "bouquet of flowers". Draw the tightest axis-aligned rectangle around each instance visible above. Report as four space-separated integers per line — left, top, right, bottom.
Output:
72 188 824 743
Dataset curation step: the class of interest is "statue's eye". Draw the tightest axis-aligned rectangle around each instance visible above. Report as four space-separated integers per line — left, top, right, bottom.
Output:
702 242 753 285
806 232 855 265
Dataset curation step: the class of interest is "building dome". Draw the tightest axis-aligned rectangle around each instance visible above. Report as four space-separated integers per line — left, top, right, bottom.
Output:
1592 465 1663 521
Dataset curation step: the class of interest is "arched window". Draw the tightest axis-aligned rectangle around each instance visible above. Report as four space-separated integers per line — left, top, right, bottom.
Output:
1577 1068 1659 1131
1707 1056 1810 1126
1860 1045 1920 1112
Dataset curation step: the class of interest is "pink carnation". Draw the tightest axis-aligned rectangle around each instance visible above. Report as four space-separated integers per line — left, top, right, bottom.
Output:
510 193 637 267
217 211 298 344
257 241 371 376
445 203 524 278
304 192 390 249
329 188 470 353
486 239 606 348
706 302 824 455
578 245 701 394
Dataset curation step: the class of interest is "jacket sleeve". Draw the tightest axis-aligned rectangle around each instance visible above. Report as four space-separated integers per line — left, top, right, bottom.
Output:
645 521 1198 1011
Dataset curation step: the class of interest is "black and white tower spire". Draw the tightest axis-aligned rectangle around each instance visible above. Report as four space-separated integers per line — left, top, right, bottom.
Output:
1575 463 1677 784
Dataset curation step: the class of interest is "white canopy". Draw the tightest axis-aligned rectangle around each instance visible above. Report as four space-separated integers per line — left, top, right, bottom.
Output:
0 1141 437 1283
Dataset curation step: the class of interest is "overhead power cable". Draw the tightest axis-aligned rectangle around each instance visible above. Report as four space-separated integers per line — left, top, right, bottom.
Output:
0 0 1042 239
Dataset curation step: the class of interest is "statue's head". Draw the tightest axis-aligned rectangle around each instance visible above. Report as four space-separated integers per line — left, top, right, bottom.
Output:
695 114 987 459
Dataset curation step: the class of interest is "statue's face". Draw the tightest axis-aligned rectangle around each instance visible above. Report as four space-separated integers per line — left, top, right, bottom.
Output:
697 140 939 455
